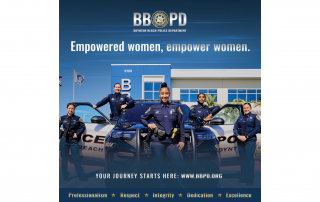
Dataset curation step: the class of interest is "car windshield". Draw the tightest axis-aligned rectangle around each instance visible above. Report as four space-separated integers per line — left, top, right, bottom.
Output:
118 103 191 125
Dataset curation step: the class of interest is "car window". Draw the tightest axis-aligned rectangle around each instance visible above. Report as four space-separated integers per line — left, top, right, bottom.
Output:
118 104 191 124
212 106 240 125
74 105 106 123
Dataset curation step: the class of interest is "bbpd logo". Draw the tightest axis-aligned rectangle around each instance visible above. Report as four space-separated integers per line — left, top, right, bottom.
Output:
134 11 187 28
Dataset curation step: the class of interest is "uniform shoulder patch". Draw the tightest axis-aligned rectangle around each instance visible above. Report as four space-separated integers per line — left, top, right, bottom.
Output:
256 115 261 121
59 117 61 122
79 118 83 122
178 107 183 115
145 107 151 114
104 95 109 98
126 95 130 98
190 106 194 109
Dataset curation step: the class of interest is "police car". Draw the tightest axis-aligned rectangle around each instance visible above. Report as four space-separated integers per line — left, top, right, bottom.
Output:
104 100 221 188
62 101 260 186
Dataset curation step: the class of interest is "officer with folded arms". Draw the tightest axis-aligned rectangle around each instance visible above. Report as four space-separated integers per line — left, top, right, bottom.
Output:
59 103 87 181
233 102 261 186
93 83 134 118
140 82 187 188
189 93 220 126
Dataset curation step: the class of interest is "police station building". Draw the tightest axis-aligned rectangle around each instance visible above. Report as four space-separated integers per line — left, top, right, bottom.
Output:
111 64 261 107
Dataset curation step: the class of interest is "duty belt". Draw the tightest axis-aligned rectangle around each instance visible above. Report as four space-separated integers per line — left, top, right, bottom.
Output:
153 128 179 138
64 131 75 137
146 128 179 142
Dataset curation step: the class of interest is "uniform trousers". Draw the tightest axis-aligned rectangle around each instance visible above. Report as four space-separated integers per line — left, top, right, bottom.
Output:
150 135 187 188
237 138 256 183
60 136 85 178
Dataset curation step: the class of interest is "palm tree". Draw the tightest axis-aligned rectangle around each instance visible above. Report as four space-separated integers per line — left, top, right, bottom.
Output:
230 98 246 105
205 94 221 107
250 98 261 117
250 97 261 107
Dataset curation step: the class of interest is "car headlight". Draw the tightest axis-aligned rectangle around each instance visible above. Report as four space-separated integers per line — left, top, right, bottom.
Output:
111 131 136 140
195 131 215 141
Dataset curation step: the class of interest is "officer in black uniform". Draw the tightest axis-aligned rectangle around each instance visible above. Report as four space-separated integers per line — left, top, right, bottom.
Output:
93 83 134 118
140 82 187 188
59 103 87 181
233 102 261 186
189 93 220 126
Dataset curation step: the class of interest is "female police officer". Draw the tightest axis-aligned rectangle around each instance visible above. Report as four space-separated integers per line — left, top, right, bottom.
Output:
59 103 87 181
140 82 187 188
189 93 220 126
233 103 260 186
93 83 134 118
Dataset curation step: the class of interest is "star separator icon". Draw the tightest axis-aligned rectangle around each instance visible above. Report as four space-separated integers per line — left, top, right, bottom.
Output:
218 193 222 197
179 193 182 197
112 193 115 197
145 193 148 197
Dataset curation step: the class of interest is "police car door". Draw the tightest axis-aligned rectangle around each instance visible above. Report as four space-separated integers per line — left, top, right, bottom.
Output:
208 105 242 160
74 103 114 162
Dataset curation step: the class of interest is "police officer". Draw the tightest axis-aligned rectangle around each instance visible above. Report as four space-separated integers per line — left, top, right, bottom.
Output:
140 82 187 188
93 83 134 118
189 93 220 126
59 103 87 181
233 102 261 186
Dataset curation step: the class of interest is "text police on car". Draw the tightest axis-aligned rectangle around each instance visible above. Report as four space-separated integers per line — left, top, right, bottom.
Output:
93 83 134 118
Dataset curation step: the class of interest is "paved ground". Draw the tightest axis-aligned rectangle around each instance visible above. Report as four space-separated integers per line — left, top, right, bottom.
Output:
59 155 261 188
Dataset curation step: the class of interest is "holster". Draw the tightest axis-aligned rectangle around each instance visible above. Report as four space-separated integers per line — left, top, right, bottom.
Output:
153 127 166 138
146 128 180 143
59 129 63 139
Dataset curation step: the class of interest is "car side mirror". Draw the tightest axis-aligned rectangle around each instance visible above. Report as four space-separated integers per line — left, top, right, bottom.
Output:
209 118 224 125
91 116 107 124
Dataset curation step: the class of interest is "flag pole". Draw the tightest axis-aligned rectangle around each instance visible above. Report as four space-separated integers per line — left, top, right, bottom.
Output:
73 67 75 102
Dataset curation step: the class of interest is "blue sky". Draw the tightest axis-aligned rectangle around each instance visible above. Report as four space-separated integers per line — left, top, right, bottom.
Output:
59 0 261 117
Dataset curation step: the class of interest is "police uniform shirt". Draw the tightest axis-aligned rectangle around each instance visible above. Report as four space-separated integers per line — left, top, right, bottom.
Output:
59 114 86 138
140 103 185 142
189 104 220 123
95 93 134 115
233 112 261 138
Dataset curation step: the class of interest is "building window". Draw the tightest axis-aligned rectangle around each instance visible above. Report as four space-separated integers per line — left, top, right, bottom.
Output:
228 89 261 102
180 89 217 102
144 82 163 99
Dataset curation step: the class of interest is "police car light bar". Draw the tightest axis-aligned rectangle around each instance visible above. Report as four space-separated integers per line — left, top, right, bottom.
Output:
133 99 183 104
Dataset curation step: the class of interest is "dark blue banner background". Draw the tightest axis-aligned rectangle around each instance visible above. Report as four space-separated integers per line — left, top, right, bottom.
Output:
60 188 261 202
